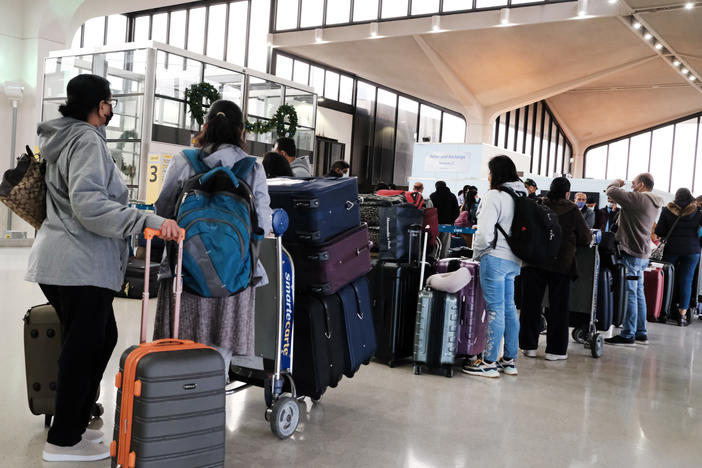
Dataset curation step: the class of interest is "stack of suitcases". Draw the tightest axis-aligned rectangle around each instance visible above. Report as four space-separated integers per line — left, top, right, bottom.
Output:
267 177 376 400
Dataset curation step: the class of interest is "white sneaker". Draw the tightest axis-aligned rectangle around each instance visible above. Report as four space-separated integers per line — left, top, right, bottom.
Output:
42 438 110 462
462 359 499 378
82 428 104 444
497 358 518 375
545 353 568 361
521 349 537 358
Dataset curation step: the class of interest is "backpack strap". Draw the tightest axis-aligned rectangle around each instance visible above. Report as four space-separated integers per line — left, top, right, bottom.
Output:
183 149 209 174
491 185 524 248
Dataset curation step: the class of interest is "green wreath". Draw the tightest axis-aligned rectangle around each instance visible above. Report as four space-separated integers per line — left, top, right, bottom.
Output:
246 104 299 138
184 82 221 126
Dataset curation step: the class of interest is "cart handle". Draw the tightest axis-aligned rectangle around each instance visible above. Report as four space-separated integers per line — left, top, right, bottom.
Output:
144 227 186 241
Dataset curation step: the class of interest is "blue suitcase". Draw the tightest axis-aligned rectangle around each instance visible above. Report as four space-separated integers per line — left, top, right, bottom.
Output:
337 277 376 378
267 177 361 244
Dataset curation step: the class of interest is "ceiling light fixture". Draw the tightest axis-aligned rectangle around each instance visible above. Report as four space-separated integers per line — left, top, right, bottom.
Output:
608 0 617 3
644 32 652 40
431 15 441 32
632 21 642 29
685 2 694 9
500 8 511 26
577 0 588 16
370 22 379 38
314 28 324 43
655 43 663 50
690 76 697 81
682 68 689 74
673 60 681 67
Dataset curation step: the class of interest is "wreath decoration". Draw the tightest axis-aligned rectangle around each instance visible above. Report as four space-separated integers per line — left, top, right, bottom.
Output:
246 104 299 138
185 82 221 126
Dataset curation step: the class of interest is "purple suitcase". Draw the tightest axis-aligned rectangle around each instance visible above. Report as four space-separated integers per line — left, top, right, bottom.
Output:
436 258 488 356
288 224 372 295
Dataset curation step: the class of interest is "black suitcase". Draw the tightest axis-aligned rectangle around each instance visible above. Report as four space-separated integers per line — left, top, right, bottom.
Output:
268 177 361 245
360 193 402 251
116 257 159 299
293 292 346 400
611 263 628 326
597 267 614 331
337 277 376 377
378 205 423 262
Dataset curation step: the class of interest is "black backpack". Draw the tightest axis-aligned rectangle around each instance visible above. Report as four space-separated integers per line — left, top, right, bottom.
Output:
494 187 562 265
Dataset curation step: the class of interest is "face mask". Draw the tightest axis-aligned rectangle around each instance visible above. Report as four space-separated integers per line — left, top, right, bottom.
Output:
576 201 586 209
342 171 349 178
103 102 114 126
607 202 614 209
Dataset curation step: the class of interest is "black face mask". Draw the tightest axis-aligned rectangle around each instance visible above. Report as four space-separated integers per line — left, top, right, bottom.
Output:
104 107 114 126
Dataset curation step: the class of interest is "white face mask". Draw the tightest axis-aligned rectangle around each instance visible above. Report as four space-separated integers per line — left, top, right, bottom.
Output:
342 171 349 178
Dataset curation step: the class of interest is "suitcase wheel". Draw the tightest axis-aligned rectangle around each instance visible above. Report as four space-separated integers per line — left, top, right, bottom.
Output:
44 415 52 427
413 365 422 375
590 334 603 359
571 327 585 344
91 403 104 419
269 397 300 440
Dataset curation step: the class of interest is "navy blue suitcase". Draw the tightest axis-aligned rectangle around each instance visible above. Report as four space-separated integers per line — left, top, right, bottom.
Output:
267 177 361 244
337 277 376 378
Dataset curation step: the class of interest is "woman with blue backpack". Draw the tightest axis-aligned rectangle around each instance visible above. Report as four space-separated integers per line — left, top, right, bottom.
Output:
153 99 273 374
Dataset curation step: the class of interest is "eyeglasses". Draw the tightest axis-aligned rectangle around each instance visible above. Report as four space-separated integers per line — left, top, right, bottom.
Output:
105 99 118 107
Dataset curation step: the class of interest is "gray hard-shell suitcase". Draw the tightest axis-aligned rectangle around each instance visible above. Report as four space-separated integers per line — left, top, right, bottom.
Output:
413 290 459 378
111 229 225 468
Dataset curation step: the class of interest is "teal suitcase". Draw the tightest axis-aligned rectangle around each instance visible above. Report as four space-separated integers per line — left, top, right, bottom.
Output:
413 289 459 377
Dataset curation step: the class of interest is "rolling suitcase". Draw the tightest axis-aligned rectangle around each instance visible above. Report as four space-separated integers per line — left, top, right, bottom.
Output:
611 263 628 326
644 267 665 322
597 267 614 331
436 258 488 356
116 257 159 299
378 205 423 261
293 292 346 400
267 177 360 244
413 290 459 377
359 193 402 251
337 277 376 377
650 261 675 319
569 245 612 332
287 224 372 295
111 228 226 468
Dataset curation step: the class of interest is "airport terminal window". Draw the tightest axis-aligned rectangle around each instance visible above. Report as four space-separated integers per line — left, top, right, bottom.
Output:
584 113 702 193
494 100 573 177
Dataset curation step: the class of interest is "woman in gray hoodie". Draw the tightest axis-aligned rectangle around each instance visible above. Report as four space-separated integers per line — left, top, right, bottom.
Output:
26 74 180 462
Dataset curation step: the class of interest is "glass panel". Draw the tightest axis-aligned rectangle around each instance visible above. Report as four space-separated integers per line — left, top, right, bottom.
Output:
382 0 409 18
134 16 150 42
276 0 299 30
556 142 564 174
585 146 607 179
419 104 441 143
71 27 82 49
187 7 206 54
628 132 651 180
151 13 168 43
606 140 628 180
524 106 533 157
670 119 698 193
293 60 310 85
506 111 515 151
153 97 189 129
106 15 127 45
512 0 544 4
515 110 525 153
204 64 244 106
294 127 315 152
310 66 325 95
441 113 465 143
169 10 187 48
354 0 379 21
549 125 557 175
248 77 282 118
327 0 352 24
207 4 228 60
324 71 339 100
108 140 141 188
43 55 94 99
695 122 702 193
476 0 508 7
373 89 397 186
352 82 376 189
395 97 419 185
339 75 354 104
155 51 203 100
248 0 271 72
301 0 324 27
498 118 506 149
650 125 675 192
227 1 248 66
101 51 145 95
442 0 471 11
285 88 315 128
539 116 550 176
275 55 293 81
412 0 440 15
83 16 105 48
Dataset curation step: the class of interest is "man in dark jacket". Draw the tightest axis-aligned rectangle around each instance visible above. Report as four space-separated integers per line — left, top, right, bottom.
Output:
519 177 592 360
431 181 460 256
596 197 619 232
524 179 538 200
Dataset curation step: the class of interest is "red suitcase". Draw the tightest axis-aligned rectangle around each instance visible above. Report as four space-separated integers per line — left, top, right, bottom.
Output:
436 258 488 356
644 267 664 322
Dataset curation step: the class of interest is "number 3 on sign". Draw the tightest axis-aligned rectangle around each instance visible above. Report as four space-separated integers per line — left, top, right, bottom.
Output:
149 165 158 182
145 153 163 204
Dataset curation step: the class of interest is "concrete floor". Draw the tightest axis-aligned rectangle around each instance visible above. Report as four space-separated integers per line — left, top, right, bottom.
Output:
2 247 702 467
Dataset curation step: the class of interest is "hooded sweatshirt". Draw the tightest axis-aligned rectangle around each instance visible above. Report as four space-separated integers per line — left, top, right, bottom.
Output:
290 156 312 178
606 183 665 259
26 117 166 291
654 201 702 256
473 181 529 265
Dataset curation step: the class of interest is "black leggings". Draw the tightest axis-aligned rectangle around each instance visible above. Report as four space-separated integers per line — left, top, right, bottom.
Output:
39 284 118 446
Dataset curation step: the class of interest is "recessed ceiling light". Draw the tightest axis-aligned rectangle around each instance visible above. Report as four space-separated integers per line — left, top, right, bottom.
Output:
685 2 694 9
655 43 663 50
682 68 689 74
633 21 642 29
609 0 617 3
673 60 681 67
690 76 697 81
644 32 652 40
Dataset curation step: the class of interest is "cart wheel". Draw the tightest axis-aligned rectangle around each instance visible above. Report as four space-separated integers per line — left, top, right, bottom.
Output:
413 365 422 375
44 415 52 427
269 397 299 439
91 403 104 418
571 327 585 344
590 334 603 359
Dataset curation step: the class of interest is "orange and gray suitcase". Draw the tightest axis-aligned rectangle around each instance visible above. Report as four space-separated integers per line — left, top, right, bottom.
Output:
111 228 225 468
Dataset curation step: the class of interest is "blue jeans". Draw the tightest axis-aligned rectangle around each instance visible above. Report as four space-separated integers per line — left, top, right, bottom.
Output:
480 255 521 362
621 254 649 339
662 252 701 311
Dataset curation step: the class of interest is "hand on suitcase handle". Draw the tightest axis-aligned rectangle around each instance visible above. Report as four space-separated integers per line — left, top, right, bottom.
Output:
145 225 185 241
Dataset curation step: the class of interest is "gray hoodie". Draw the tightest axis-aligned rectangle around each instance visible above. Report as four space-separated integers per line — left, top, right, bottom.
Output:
26 117 165 291
606 183 665 259
290 156 312 178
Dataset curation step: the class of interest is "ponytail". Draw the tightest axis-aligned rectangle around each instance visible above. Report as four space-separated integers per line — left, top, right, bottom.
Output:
198 100 245 152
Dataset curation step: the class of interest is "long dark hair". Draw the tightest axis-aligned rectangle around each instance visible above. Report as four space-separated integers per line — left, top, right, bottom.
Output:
674 188 694 208
262 152 293 178
488 155 519 190
58 74 111 121
199 100 246 153
547 177 571 201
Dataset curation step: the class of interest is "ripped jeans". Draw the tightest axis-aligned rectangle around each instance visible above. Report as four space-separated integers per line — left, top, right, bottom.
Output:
479 255 521 362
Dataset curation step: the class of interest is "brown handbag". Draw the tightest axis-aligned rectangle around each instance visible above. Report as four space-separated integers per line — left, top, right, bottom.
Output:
0 146 47 230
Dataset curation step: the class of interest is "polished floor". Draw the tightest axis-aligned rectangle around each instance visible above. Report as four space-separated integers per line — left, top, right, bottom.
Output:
2 247 702 467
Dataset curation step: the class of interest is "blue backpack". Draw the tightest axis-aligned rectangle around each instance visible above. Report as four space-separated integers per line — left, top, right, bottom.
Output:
173 149 263 297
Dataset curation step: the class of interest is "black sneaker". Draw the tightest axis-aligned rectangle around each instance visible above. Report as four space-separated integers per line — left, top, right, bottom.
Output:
604 335 635 346
635 335 648 345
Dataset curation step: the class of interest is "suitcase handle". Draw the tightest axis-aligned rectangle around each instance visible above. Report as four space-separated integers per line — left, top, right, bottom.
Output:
141 227 186 344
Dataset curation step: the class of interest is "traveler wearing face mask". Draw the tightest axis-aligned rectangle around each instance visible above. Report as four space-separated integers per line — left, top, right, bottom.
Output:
574 192 595 229
326 160 350 177
596 197 619 232
26 74 180 462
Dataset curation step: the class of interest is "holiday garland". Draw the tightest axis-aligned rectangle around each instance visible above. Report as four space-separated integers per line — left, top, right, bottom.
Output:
185 83 299 137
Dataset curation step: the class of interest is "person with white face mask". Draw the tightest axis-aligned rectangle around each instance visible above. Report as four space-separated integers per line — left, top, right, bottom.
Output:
574 192 595 229
596 197 619 232
326 160 350 177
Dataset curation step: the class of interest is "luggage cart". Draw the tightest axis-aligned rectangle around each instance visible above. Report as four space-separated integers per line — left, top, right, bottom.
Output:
570 241 604 359
226 208 300 439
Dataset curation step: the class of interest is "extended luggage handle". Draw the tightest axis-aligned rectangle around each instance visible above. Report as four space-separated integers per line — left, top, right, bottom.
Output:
418 225 430 293
141 228 186 344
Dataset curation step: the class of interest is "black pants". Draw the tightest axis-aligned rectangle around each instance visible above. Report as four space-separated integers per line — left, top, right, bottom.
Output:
519 267 571 356
39 284 118 446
